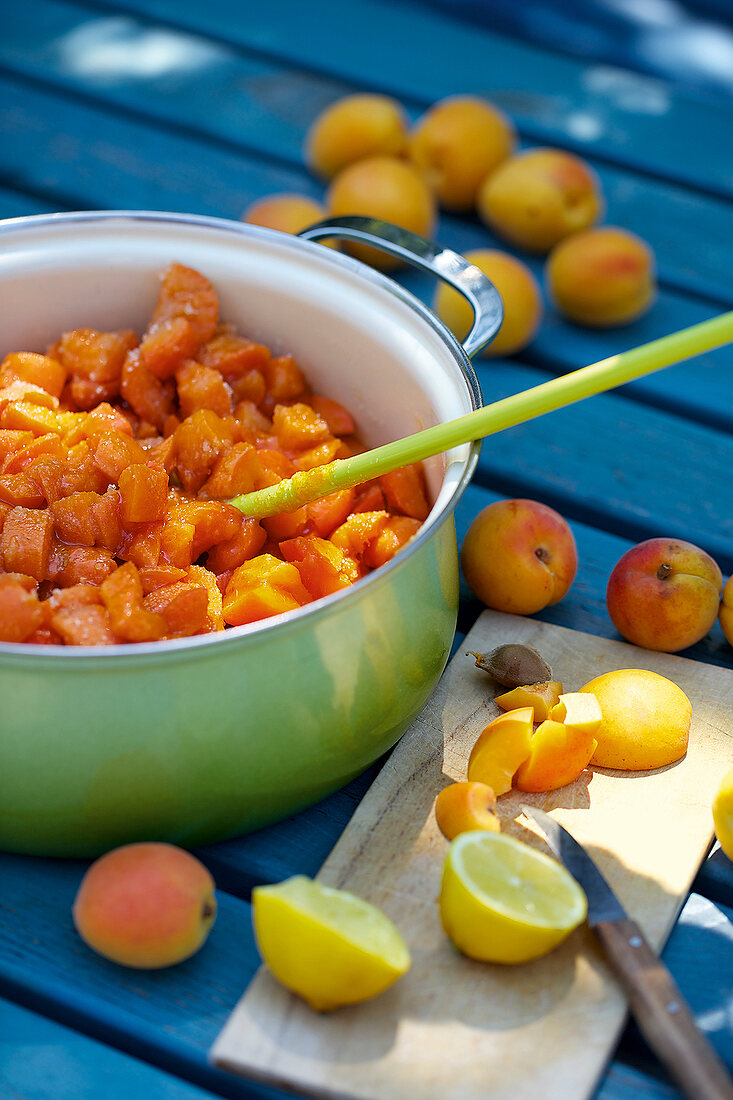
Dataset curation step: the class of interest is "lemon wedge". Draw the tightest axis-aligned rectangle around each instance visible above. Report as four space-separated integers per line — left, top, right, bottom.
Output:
713 766 733 861
439 831 587 964
252 875 411 1011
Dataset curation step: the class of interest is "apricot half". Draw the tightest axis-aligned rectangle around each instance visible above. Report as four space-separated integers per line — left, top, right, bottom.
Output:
467 707 534 795
73 842 217 968
495 681 563 722
435 781 500 840
580 668 691 770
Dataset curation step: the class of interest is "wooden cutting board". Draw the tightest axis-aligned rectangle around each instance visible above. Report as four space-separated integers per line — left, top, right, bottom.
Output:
211 611 733 1100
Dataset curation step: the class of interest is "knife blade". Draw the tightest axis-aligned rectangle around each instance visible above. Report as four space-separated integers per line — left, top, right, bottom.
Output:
522 805 733 1100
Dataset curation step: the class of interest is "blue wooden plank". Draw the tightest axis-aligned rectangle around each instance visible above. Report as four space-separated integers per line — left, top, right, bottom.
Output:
3 1 733 310
0 997 219 1100
3 73 733 441
0 855 278 1099
0 186 57 219
80 0 733 200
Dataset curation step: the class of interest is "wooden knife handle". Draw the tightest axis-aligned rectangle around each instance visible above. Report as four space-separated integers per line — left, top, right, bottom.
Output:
595 918 733 1100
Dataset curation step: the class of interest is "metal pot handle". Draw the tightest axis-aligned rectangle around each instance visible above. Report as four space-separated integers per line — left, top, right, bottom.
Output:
298 216 504 359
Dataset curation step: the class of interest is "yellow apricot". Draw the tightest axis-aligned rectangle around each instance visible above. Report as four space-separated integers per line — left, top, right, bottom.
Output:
549 691 602 735
580 668 691 770
434 781 500 840
477 148 603 253
546 226 656 327
515 719 597 792
720 576 733 648
242 193 328 236
467 707 534 796
495 681 563 722
305 94 408 180
326 155 436 270
433 248 542 357
407 95 516 211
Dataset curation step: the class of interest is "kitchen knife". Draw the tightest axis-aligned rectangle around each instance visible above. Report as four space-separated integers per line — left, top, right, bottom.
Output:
522 805 733 1100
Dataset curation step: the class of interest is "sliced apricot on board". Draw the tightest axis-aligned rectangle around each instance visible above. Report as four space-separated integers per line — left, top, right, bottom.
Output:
549 692 602 735
515 720 597 793
467 707 533 796
494 681 563 722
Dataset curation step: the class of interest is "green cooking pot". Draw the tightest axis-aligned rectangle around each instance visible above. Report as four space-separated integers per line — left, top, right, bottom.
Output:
0 212 501 857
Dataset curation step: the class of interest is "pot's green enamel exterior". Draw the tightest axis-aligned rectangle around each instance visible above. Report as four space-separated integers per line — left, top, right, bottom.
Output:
0 212 485 857
0 519 458 856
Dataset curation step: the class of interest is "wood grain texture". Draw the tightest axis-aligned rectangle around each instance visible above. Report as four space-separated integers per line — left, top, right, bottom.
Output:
212 612 733 1100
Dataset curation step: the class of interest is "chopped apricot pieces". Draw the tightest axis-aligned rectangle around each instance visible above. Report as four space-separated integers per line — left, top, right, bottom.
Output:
0 574 44 642
0 262 432 644
223 554 311 625
119 464 169 524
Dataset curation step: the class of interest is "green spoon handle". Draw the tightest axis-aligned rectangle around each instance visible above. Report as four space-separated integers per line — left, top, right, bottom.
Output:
231 310 733 519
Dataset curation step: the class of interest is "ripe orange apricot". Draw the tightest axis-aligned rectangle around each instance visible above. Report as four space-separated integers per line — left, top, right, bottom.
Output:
433 248 542 357
242 193 328 236
434 781 500 840
515 719 597 792
407 95 516 211
73 842 216 969
477 148 603 253
546 227 656 327
305 93 408 180
495 681 563 722
326 155 436 270
467 707 534 796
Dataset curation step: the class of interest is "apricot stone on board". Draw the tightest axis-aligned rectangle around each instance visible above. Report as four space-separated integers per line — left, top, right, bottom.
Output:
461 498 577 615
73 842 217 969
434 781 501 840
467 706 534 796
607 538 722 653
580 668 691 771
495 681 564 722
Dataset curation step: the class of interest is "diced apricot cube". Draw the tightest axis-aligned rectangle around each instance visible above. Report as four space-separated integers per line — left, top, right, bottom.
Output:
306 487 356 538
198 331 270 377
52 603 117 646
262 354 306 408
380 464 430 521
120 348 176 431
229 369 267 406
0 506 54 580
141 264 219 378
308 395 355 436
187 564 224 631
143 581 209 637
200 442 263 499
330 510 389 559
294 438 342 471
353 483 386 513
281 535 359 599
93 431 147 481
100 562 167 643
50 545 117 587
0 574 44 642
205 517 266 573
0 352 68 399
119 464 169 524
1 401 61 435
176 360 232 419
0 472 46 508
0 430 34 464
363 515 421 567
222 553 311 625
272 403 331 452
172 409 235 493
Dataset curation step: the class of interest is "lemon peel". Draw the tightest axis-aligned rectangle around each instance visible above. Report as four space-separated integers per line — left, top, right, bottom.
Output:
713 766 733 862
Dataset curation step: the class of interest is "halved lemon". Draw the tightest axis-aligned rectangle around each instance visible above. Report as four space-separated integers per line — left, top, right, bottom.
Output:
713 766 733 861
252 875 411 1011
439 830 587 964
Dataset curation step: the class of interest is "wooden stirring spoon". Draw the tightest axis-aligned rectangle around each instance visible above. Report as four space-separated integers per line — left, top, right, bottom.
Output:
230 311 733 520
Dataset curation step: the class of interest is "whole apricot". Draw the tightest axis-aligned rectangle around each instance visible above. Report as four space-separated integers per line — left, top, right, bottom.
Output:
477 148 603 253
461 498 577 615
242 193 328 235
579 668 691 771
547 226 656 326
433 248 542 357
73 842 216 969
407 95 516 212
305 94 408 180
606 538 722 652
326 155 436 270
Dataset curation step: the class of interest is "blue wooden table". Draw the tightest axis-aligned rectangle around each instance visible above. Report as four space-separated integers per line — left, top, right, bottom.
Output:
1 2 733 1098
